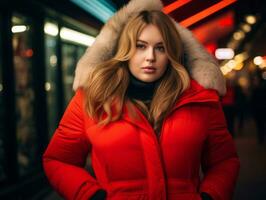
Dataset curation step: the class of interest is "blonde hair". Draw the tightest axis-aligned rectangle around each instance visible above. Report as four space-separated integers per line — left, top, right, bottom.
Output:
84 10 190 133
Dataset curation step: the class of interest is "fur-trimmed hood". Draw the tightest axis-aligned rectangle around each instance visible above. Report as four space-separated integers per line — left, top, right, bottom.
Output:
73 0 226 96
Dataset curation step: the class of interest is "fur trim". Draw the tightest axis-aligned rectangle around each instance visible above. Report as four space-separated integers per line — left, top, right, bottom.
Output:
73 0 163 90
174 22 226 95
73 0 226 96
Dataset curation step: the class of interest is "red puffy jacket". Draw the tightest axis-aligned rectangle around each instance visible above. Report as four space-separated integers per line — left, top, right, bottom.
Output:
43 80 240 200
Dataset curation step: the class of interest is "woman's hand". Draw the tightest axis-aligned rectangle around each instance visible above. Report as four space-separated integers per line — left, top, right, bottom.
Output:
90 189 107 200
200 192 213 200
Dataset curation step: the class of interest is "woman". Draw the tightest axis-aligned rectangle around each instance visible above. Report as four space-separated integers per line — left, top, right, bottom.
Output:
43 1 240 200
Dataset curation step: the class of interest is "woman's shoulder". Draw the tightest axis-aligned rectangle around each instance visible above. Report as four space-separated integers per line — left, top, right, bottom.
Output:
72 87 90 105
190 79 219 95
178 79 220 103
68 88 86 111
75 87 85 99
72 88 96 122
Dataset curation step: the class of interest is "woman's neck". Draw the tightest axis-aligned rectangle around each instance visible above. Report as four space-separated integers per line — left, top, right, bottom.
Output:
126 73 160 102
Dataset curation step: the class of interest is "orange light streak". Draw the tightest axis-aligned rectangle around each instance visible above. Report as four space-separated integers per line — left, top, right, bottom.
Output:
180 0 237 27
163 0 192 14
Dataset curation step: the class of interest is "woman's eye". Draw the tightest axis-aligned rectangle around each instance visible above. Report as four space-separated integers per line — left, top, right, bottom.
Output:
136 44 146 49
156 46 165 52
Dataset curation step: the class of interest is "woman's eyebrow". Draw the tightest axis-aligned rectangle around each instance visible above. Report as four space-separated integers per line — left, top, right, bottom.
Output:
137 40 163 45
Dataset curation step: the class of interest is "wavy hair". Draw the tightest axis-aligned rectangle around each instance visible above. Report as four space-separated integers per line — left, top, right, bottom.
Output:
84 10 190 133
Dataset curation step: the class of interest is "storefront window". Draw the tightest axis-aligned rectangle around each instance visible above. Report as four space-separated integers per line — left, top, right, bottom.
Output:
61 43 86 107
62 42 76 107
12 14 38 176
44 21 60 138
61 26 90 107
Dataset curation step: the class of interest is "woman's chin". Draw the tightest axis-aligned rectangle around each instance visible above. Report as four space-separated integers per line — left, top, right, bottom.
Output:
138 75 161 83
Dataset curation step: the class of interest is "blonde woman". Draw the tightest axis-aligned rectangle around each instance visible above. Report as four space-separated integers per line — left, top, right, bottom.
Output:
43 1 240 200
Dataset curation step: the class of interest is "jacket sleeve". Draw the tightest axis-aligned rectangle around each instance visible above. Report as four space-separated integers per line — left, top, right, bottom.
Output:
200 102 240 200
42 89 102 200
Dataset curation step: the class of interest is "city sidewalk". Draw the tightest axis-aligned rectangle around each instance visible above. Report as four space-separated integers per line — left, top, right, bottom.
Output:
234 136 266 200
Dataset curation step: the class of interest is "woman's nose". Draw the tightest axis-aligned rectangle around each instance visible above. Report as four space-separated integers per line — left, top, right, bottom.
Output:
145 47 155 62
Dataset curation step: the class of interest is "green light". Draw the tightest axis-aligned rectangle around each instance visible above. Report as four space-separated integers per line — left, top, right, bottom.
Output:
70 0 117 22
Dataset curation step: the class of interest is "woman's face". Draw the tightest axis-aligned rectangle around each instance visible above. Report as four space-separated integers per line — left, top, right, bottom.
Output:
128 24 169 82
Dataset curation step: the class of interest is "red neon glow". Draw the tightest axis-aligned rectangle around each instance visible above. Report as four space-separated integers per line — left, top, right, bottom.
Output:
205 42 217 55
219 15 234 27
163 0 192 14
180 0 237 27
192 11 234 44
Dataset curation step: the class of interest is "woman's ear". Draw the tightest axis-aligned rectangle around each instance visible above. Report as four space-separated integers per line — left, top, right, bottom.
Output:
73 0 164 91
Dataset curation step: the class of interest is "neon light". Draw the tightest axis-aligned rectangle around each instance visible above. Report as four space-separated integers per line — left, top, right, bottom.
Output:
70 0 116 22
163 0 192 14
60 27 95 46
44 22 59 36
12 25 27 33
215 48 235 60
180 0 237 27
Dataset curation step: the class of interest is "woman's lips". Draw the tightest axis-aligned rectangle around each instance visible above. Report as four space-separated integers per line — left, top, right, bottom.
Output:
141 66 156 73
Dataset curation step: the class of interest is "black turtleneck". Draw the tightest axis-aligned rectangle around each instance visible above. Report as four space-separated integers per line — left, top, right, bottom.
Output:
126 73 159 102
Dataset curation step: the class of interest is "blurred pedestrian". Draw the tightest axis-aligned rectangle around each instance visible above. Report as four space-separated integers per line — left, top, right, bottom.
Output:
250 75 266 144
